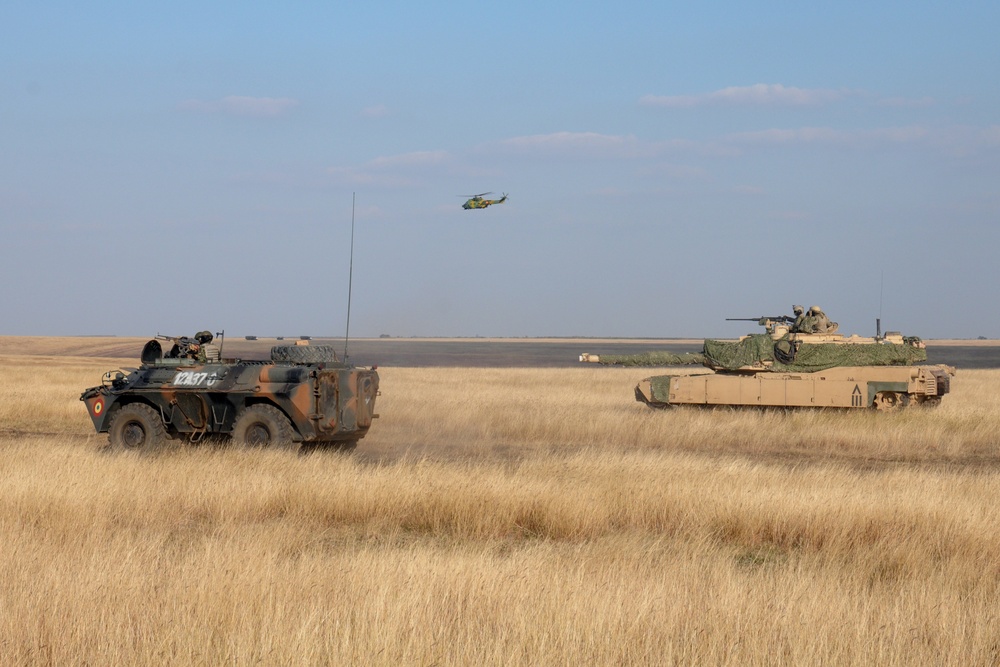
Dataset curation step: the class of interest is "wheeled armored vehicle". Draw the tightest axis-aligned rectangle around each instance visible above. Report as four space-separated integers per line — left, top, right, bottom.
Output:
580 318 955 410
81 336 379 452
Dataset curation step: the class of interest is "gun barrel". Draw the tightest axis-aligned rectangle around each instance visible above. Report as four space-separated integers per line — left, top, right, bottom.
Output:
727 316 791 323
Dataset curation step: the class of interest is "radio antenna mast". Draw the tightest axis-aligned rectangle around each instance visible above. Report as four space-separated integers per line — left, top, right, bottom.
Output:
877 270 884 339
344 192 355 361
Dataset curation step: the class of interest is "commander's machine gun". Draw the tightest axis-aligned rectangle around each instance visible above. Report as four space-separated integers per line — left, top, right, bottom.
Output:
726 316 796 336
156 334 200 359
155 331 225 361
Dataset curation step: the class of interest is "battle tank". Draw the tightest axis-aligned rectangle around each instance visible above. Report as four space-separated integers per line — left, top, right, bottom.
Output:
580 317 955 410
80 334 379 452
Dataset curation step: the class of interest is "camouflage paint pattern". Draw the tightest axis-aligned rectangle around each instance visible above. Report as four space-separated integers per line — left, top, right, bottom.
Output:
462 193 508 209
80 343 379 445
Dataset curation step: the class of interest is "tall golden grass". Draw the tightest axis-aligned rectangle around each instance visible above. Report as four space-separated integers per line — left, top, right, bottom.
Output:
1 350 999 665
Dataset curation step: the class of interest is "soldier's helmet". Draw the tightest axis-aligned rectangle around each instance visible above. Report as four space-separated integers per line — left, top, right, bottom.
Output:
792 305 804 314
195 330 214 344
809 306 822 315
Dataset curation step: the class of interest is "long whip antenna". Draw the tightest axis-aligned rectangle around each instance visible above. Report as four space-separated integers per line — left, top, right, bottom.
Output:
344 192 355 361
877 270 884 338
879 270 884 320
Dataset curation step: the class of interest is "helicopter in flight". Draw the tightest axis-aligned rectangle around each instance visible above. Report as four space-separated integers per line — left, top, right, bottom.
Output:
461 192 508 210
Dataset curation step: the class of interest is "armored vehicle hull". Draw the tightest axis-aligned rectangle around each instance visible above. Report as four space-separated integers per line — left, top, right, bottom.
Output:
635 364 953 410
81 341 379 452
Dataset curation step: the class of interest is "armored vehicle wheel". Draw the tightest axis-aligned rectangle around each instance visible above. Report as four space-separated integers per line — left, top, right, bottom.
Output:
873 391 908 411
232 405 297 449
107 403 169 452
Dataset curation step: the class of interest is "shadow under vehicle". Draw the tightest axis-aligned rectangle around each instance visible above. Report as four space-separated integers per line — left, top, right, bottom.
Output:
580 318 955 411
80 336 380 452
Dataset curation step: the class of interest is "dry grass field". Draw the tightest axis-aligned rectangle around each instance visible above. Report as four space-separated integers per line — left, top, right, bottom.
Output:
2 338 1000 665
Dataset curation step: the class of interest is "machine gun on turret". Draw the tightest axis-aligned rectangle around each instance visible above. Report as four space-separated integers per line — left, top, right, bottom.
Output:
726 316 796 335
156 334 202 359
727 316 795 325
155 331 223 362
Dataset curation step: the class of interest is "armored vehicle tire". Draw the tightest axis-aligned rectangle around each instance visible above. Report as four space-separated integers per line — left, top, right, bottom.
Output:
270 345 341 364
107 403 169 452
231 405 297 449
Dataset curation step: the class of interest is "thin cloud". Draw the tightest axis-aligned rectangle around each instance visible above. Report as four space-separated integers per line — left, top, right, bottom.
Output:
927 125 1000 156
361 104 390 118
768 209 813 222
497 131 648 158
641 84 847 108
491 132 731 160
727 127 847 144
368 150 450 168
718 123 1000 157
876 95 935 108
726 125 929 145
635 163 710 180
981 126 1000 146
328 150 454 187
872 126 930 142
178 95 299 117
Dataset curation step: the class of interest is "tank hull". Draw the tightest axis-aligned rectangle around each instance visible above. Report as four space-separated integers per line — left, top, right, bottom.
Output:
635 365 954 410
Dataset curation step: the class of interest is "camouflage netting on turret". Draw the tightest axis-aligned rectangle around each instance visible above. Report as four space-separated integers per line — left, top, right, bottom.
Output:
590 351 707 367
703 334 927 372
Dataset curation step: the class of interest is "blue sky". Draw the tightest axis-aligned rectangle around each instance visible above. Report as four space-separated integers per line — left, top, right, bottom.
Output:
2 1 998 338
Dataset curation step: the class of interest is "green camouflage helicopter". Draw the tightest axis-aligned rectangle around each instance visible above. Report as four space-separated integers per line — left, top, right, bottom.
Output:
462 192 508 209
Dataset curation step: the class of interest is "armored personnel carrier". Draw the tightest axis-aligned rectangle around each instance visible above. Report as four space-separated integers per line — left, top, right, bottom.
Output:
580 318 955 410
80 334 379 452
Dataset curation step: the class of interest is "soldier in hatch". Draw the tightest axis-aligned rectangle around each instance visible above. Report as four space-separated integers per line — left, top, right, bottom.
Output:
193 330 220 362
169 331 215 361
807 306 839 334
791 305 806 333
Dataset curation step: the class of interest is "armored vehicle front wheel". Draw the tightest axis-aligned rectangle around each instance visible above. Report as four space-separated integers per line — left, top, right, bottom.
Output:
231 405 296 449
107 403 169 452
873 391 909 411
